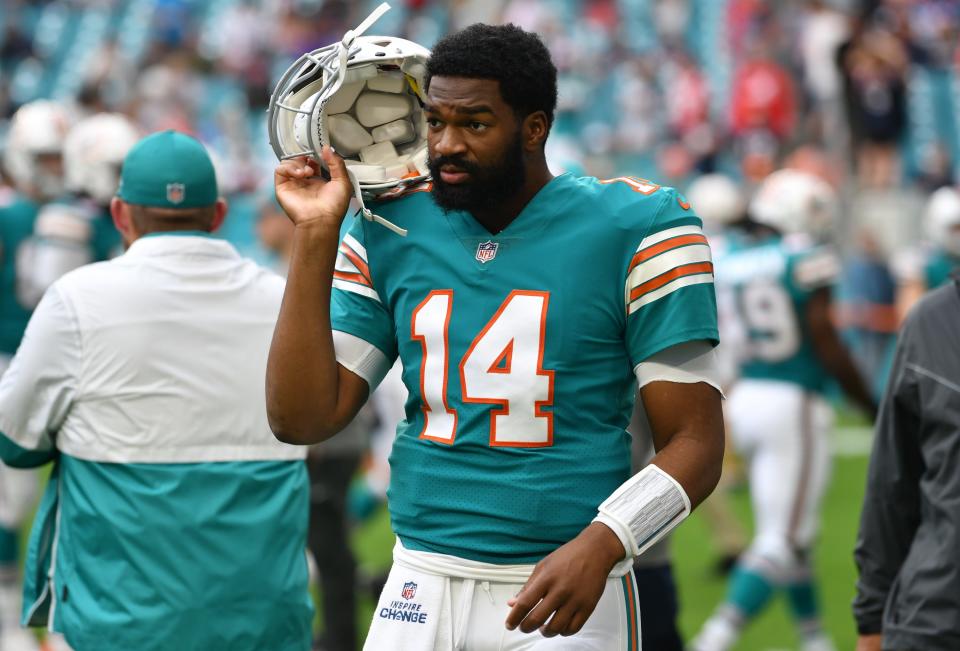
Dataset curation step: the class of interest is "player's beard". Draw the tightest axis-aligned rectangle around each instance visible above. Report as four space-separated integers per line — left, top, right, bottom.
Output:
428 132 526 215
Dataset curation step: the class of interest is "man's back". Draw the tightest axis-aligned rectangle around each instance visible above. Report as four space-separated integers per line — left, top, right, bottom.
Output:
717 231 838 392
0 234 313 651
51 234 293 461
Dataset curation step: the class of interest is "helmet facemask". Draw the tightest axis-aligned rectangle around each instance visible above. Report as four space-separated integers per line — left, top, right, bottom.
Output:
267 3 430 236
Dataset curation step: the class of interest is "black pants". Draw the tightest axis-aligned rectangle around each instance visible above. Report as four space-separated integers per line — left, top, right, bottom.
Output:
306 454 362 651
634 562 684 651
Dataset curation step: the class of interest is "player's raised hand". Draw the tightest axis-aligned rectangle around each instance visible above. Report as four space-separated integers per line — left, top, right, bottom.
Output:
274 146 352 230
505 522 625 637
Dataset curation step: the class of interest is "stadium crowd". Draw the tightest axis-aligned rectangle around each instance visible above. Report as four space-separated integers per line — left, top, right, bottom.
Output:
1 0 959 650
3 0 958 360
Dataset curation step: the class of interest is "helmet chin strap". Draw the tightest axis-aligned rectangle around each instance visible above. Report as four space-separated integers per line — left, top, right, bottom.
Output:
346 167 408 237
342 3 392 49
331 2 410 237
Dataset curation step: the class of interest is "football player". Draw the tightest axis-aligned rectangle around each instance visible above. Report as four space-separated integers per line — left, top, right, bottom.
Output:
0 99 71 651
268 19 725 650
16 113 139 305
691 169 876 651
893 185 960 320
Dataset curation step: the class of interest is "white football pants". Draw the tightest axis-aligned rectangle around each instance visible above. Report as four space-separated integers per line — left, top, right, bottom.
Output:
364 541 642 651
727 380 833 574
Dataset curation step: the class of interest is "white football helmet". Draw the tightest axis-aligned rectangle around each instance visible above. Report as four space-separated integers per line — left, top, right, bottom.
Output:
3 100 72 201
924 186 960 257
267 2 429 236
64 113 141 205
750 168 837 238
685 174 745 229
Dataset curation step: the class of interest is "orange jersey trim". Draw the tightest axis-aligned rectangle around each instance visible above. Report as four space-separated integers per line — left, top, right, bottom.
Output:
628 234 708 272
332 270 372 288
629 262 714 302
339 243 372 283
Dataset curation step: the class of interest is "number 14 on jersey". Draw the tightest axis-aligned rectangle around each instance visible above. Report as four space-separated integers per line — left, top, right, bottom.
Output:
411 290 555 448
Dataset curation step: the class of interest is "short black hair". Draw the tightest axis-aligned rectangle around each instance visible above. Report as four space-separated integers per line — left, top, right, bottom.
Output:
426 23 558 132
130 204 217 233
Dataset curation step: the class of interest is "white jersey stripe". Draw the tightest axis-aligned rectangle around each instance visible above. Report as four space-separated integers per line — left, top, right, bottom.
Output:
335 252 362 276
635 225 702 252
332 278 381 303
627 273 714 314
342 233 368 262
626 244 712 297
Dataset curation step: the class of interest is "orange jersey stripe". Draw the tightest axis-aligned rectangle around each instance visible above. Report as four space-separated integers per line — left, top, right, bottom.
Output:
629 261 713 302
628 234 708 272
333 270 372 288
625 575 638 651
339 243 372 283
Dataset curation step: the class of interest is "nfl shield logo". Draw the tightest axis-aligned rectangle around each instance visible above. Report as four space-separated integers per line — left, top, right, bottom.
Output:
166 183 185 205
401 581 417 600
475 240 499 263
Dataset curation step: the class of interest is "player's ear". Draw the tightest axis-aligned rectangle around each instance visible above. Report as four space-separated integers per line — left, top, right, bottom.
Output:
522 111 549 151
210 198 228 233
110 197 138 248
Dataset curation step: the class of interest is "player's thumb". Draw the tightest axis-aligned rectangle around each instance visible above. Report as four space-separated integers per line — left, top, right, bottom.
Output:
322 145 351 190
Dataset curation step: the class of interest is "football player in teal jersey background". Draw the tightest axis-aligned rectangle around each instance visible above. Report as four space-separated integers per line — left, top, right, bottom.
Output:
17 113 139 307
692 169 876 651
268 20 725 650
893 185 960 320
0 99 72 651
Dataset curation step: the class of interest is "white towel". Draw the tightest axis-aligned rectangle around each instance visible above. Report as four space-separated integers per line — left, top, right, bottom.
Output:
363 557 452 650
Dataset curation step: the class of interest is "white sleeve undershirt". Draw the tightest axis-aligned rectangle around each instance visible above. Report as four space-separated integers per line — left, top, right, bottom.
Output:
633 340 724 394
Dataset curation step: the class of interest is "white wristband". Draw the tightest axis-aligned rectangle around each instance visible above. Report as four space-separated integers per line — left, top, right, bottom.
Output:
593 464 691 572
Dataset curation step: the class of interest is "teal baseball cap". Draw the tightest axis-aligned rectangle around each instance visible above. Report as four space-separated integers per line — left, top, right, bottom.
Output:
117 130 218 208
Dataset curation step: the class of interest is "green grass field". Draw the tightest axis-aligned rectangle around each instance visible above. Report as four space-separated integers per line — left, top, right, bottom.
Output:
346 433 872 650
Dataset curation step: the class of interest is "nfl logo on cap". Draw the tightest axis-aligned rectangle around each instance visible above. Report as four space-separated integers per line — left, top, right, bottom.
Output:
166 183 185 205
475 241 498 263
401 581 417 600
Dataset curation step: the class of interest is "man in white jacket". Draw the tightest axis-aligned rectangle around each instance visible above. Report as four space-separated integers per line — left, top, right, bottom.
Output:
0 131 313 651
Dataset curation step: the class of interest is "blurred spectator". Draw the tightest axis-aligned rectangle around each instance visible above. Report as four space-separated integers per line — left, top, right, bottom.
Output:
729 40 797 153
840 20 908 188
798 1 851 145
652 0 690 47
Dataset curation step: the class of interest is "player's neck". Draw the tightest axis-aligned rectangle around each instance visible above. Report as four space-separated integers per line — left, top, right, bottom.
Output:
470 166 554 235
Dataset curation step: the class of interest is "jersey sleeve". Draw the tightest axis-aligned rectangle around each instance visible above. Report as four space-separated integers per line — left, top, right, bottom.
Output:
330 216 398 391
623 188 719 366
0 284 79 467
788 242 841 293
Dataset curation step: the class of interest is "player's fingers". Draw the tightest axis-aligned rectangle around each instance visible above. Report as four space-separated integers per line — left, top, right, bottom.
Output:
275 157 314 180
504 579 547 630
539 604 576 638
516 590 566 635
562 609 591 637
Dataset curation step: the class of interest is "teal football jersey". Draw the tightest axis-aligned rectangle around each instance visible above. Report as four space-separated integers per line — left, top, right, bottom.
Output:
717 231 839 393
0 189 39 355
924 249 959 289
330 173 718 564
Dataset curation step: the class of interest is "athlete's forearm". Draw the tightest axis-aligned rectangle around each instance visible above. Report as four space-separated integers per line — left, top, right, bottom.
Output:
644 381 725 508
593 382 724 564
818 335 876 418
650 427 724 509
266 222 350 444
806 289 877 417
